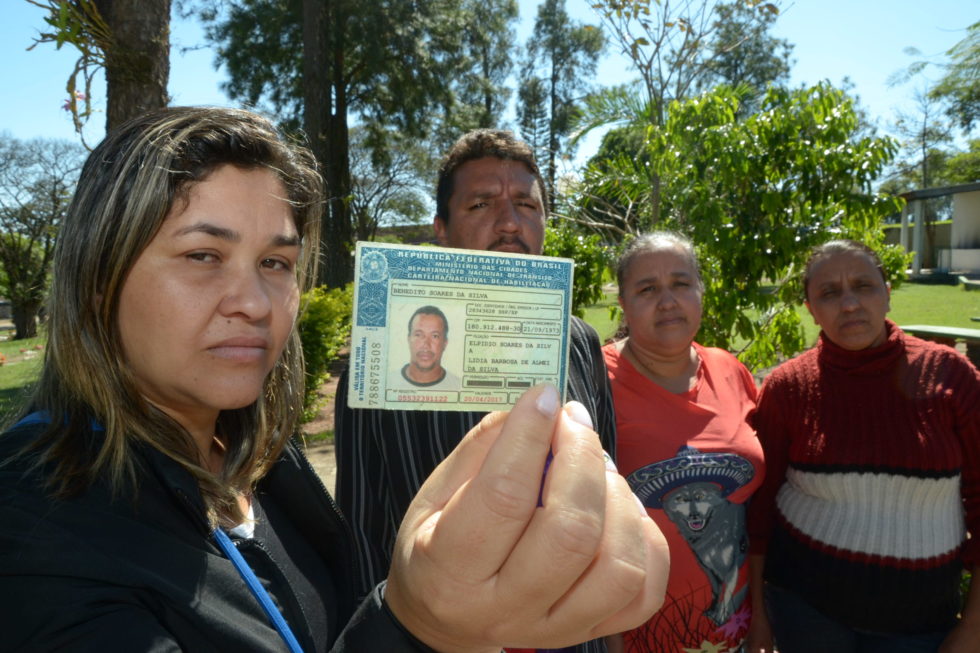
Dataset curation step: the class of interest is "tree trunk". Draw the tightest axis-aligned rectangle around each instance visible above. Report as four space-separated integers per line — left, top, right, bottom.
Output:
303 0 353 288
94 0 171 132
11 299 40 340
323 106 354 288
544 69 558 213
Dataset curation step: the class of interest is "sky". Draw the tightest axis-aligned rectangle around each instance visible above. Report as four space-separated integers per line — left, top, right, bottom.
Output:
0 0 975 162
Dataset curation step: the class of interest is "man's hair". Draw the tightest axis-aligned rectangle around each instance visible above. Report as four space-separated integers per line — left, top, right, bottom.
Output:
803 239 887 302
408 305 449 338
616 231 704 297
21 106 322 527
435 129 548 223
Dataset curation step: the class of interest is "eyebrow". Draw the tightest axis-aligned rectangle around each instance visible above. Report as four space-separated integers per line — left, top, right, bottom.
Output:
173 221 301 247
465 185 538 200
633 271 693 285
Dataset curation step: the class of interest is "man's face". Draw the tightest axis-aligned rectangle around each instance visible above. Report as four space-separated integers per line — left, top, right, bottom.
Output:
434 157 546 255
408 312 448 375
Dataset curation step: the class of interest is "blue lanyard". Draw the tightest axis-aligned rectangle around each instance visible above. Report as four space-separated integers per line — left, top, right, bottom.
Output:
212 528 305 653
13 411 304 653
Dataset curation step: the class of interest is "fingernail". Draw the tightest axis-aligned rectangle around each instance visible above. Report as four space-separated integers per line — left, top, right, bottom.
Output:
535 384 560 418
603 450 618 473
565 400 593 429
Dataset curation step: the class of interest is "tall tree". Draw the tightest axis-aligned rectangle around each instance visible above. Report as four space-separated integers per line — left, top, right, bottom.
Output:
571 83 905 370
348 127 432 242
891 87 955 190
199 0 509 287
93 0 171 129
0 136 85 338
929 20 980 134
943 138 980 183
585 0 778 129
28 0 171 135
886 87 954 266
519 0 604 210
697 0 793 115
575 0 783 225
445 0 519 134
516 75 551 165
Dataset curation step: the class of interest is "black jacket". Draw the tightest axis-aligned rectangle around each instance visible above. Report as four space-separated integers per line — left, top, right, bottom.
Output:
0 420 431 652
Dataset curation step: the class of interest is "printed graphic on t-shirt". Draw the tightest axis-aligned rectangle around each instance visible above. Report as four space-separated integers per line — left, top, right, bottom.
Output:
626 446 755 652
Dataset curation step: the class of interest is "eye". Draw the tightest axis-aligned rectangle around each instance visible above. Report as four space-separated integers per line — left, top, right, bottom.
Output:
187 251 219 264
469 201 488 210
261 257 294 272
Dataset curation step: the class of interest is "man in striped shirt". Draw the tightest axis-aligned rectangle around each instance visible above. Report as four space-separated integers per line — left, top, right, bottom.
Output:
335 129 617 653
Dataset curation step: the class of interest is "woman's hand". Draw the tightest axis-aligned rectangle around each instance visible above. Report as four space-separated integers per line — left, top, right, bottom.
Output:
743 555 777 653
384 384 670 653
743 610 777 653
939 620 980 653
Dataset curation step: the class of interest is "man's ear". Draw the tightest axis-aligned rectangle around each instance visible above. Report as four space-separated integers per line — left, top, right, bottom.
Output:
433 215 449 246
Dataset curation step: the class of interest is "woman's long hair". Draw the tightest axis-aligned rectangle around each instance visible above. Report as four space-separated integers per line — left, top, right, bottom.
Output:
18 106 322 527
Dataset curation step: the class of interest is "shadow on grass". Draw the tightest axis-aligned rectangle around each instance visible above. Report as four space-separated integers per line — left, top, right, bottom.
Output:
0 385 32 424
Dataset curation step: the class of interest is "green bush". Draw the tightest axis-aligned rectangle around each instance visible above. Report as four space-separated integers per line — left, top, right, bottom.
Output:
297 283 353 420
543 220 611 318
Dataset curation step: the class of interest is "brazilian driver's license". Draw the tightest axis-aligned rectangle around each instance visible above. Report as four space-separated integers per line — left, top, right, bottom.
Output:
347 241 573 412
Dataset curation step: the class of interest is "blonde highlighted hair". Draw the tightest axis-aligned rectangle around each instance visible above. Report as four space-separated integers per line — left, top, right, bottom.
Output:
19 106 322 527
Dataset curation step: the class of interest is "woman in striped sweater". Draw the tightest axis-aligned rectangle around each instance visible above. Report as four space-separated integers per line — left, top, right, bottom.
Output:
746 240 980 653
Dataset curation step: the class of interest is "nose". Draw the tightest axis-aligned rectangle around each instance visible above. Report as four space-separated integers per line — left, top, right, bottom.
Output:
840 290 860 311
219 266 273 321
656 287 678 309
493 201 521 233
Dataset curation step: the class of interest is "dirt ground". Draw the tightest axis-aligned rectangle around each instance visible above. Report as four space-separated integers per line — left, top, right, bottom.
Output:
299 370 341 495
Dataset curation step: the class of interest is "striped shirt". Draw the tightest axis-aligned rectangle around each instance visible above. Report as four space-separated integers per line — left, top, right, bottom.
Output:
335 316 616 653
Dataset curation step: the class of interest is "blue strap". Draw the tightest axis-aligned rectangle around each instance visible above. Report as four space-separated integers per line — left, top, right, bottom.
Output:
15 411 302 652
213 527 305 653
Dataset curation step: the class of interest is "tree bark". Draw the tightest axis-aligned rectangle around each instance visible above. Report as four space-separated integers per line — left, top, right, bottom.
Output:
303 0 353 288
94 0 171 132
11 299 40 340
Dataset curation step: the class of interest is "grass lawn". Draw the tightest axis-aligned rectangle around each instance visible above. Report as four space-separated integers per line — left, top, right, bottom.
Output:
581 281 980 351
580 294 621 343
0 335 45 421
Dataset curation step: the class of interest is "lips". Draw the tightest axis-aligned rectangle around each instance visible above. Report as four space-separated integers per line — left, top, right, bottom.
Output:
838 318 868 330
655 316 687 328
208 336 269 362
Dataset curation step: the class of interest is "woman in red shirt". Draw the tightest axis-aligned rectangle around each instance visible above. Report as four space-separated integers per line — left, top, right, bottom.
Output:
603 232 764 653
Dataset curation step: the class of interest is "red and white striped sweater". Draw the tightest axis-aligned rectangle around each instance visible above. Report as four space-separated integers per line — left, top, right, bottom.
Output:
747 321 980 634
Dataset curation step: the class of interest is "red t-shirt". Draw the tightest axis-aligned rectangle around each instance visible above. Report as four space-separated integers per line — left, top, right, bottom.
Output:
603 342 763 653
